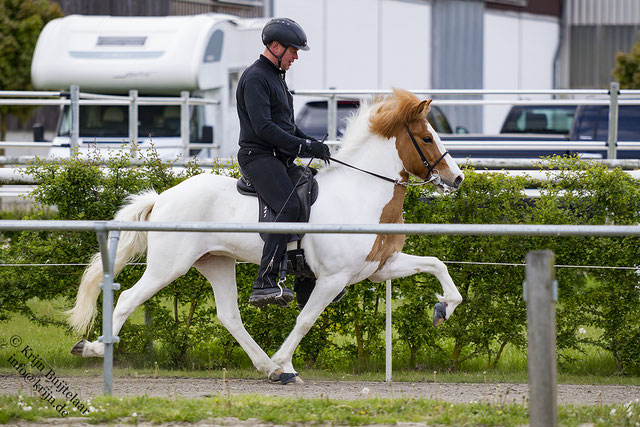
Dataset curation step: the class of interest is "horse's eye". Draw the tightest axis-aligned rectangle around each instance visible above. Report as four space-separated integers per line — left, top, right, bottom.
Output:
422 136 432 144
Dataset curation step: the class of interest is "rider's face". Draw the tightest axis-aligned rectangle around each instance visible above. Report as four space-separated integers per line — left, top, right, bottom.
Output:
279 46 299 71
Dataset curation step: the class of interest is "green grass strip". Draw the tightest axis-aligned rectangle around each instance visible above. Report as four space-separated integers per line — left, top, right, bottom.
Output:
1 394 639 426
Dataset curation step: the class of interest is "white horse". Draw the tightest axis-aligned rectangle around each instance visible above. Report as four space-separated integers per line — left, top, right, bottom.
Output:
68 89 464 383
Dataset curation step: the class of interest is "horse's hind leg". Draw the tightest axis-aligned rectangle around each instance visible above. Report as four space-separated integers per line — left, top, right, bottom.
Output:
78 245 196 358
194 256 283 380
369 252 463 324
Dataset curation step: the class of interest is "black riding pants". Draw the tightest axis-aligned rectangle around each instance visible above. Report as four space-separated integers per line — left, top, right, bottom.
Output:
238 149 301 288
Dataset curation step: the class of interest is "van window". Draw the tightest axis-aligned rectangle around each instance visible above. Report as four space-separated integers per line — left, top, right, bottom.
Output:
501 105 576 134
203 30 224 63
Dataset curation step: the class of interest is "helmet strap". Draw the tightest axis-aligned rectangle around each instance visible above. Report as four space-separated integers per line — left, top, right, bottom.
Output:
266 43 286 69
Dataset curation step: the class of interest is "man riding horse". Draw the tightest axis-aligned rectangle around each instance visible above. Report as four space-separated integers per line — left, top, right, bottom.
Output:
236 18 331 307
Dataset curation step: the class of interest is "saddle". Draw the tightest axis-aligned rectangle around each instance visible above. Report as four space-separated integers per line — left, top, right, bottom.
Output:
236 165 319 242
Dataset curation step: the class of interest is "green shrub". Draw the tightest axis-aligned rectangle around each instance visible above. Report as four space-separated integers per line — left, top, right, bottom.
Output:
1 154 639 374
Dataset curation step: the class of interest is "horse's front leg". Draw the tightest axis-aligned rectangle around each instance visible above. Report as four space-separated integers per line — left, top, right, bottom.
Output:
195 256 283 381
270 274 349 382
369 252 462 325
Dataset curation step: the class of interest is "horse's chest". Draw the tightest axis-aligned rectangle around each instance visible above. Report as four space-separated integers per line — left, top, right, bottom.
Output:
365 185 406 268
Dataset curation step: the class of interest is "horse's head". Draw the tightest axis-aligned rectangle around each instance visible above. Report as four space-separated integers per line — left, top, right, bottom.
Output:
370 89 464 194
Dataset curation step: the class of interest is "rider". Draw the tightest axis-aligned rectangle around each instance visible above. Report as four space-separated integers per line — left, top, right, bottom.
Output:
236 18 331 307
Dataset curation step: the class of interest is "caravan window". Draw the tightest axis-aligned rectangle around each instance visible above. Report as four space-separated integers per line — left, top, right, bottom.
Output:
203 30 224 63
58 105 184 138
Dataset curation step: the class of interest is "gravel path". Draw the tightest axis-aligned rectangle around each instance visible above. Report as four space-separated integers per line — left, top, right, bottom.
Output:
1 374 639 406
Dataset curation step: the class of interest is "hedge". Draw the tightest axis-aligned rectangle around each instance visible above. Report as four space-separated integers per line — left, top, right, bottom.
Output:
0 151 638 374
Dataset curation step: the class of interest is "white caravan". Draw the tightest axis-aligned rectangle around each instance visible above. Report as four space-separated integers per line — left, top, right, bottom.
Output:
31 14 267 159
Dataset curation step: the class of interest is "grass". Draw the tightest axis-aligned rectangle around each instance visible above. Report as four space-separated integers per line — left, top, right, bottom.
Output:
2 300 640 425
0 393 639 426
1 298 639 386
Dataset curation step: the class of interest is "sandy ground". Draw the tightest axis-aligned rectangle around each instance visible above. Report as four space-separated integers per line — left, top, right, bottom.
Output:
1 374 639 406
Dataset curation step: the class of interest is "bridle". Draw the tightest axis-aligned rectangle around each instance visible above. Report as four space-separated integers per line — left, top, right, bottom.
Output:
327 123 449 187
403 123 449 186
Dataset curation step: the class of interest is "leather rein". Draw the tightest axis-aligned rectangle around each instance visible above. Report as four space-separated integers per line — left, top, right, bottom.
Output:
327 123 449 187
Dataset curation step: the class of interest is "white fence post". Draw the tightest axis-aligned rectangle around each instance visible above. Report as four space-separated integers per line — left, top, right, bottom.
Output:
385 279 392 383
525 250 558 427
608 82 619 160
95 223 121 395
328 92 337 141
181 91 190 159
69 85 80 156
128 90 138 159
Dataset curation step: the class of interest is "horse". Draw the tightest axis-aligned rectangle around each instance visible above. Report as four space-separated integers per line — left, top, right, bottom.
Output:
67 88 465 384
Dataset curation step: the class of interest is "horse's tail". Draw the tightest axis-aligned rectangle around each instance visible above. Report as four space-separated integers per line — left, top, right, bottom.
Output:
67 190 159 334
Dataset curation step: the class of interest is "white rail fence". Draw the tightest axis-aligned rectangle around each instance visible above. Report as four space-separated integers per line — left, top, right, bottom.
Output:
3 84 640 161
292 83 640 160
0 86 220 157
2 219 640 425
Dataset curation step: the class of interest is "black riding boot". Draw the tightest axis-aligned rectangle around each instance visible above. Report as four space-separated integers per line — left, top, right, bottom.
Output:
249 233 294 307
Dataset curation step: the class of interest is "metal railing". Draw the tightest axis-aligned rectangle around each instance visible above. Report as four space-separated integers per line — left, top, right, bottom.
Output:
1 219 639 425
1 219 640 395
3 84 640 164
292 82 640 160
0 86 220 158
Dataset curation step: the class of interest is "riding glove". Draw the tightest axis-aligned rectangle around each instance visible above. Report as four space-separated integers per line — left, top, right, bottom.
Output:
305 140 331 161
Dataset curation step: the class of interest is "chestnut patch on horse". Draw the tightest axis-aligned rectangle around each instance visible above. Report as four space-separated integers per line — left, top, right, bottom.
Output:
365 175 407 269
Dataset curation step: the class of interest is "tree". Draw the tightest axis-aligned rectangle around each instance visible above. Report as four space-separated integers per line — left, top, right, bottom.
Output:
0 0 62 140
613 31 640 89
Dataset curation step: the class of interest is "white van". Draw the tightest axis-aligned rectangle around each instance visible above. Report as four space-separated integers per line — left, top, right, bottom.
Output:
31 13 267 159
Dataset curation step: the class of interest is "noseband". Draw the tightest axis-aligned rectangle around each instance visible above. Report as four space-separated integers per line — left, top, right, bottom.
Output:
404 123 449 184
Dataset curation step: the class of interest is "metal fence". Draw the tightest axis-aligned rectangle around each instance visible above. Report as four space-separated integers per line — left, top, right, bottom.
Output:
2 219 639 424
2 220 640 388
292 83 640 160
4 84 640 162
0 86 220 158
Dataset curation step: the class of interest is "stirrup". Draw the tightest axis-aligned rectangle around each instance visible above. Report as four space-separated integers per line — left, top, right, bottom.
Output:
274 279 289 307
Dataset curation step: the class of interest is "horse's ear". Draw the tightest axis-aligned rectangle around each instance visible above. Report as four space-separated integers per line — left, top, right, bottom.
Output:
414 99 432 119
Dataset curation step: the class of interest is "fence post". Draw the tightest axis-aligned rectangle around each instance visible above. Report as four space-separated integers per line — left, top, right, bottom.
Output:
328 91 337 141
607 81 619 160
95 223 121 395
181 91 190 159
69 85 80 156
525 250 557 427
129 90 138 159
385 279 392 383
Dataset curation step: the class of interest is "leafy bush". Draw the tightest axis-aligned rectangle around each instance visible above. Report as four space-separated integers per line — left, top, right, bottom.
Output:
1 154 639 374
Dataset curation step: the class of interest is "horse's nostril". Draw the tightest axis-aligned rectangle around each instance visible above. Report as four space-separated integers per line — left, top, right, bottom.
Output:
454 175 464 187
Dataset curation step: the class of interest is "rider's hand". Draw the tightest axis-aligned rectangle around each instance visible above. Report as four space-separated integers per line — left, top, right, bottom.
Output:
305 140 331 161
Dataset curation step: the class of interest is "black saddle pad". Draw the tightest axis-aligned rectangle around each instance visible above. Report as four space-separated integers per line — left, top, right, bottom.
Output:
237 165 319 242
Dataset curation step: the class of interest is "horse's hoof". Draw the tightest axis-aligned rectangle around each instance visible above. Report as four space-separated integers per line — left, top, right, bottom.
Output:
279 372 299 385
269 368 284 382
70 340 87 357
433 302 447 327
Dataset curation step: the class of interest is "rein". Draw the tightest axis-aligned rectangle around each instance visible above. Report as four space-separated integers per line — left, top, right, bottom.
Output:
327 156 407 187
326 124 449 187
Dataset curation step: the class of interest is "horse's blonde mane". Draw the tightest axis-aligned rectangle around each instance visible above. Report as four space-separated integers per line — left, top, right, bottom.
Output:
370 88 427 138
335 89 426 160
334 99 379 159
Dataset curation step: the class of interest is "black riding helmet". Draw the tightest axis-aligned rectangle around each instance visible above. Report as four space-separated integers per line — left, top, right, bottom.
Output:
262 18 309 69
262 18 310 51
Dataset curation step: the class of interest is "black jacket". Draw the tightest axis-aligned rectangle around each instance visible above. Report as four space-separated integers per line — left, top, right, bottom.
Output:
237 55 313 157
